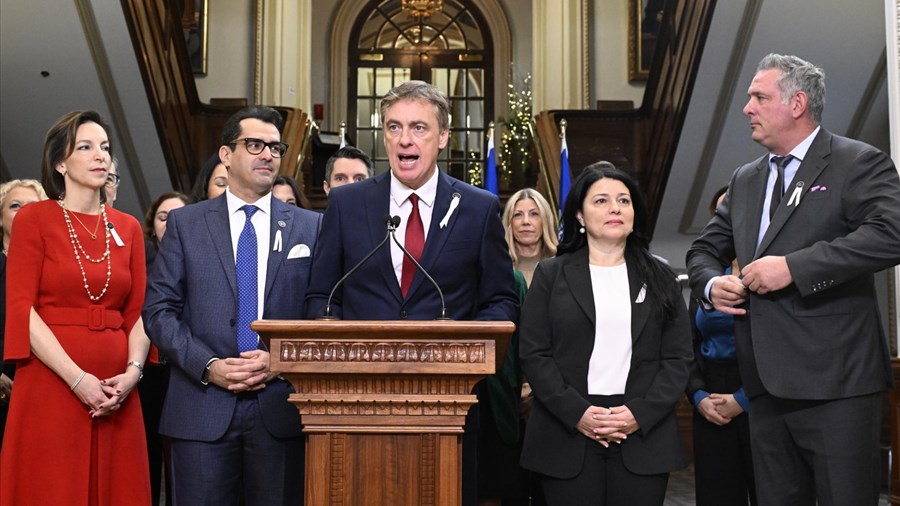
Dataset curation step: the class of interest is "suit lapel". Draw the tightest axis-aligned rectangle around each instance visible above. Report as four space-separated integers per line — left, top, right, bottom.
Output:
739 158 769 264
206 196 237 295
626 260 650 344
755 130 831 258
367 173 403 303
264 201 291 301
563 249 595 326
406 171 457 301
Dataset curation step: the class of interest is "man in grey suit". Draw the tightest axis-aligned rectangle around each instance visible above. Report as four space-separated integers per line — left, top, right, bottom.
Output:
687 54 900 505
144 106 322 505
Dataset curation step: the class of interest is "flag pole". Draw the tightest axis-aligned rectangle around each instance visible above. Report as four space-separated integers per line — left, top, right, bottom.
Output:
339 120 347 149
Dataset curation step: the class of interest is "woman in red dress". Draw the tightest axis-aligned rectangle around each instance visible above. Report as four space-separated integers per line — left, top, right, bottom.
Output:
0 110 151 504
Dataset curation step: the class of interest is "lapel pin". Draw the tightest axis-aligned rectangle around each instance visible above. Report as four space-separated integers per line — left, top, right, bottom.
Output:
635 283 647 304
786 181 804 207
108 222 125 247
439 193 461 229
273 229 283 252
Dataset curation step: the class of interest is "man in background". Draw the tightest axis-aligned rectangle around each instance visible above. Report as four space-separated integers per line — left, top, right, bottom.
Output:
322 145 374 196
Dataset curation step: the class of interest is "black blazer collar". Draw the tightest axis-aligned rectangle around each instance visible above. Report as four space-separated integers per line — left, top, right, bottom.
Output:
561 248 651 343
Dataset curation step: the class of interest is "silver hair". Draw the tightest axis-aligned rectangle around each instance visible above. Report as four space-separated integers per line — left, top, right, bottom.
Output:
380 80 450 132
757 53 825 123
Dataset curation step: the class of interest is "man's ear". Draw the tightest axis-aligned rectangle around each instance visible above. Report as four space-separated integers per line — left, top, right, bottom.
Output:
791 91 808 119
219 145 232 170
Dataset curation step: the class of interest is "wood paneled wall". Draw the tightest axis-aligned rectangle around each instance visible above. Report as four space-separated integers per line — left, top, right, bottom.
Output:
119 0 309 194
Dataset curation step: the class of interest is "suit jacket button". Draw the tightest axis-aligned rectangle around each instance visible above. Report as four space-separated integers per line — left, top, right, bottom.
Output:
400 310 407 319
229 318 236 326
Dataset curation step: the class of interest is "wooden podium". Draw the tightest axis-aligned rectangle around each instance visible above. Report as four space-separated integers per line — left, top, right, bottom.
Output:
253 320 515 506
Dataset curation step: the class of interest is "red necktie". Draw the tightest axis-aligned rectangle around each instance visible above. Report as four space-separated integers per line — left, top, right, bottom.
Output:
401 193 424 298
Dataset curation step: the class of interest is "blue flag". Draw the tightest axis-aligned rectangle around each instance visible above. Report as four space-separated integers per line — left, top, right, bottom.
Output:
559 136 571 216
485 134 498 195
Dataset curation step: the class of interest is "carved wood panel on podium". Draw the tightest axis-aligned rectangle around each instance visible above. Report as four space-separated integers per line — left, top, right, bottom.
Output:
253 320 514 506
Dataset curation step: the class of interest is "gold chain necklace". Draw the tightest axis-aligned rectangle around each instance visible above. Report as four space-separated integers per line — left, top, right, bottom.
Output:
58 200 112 301
67 207 102 240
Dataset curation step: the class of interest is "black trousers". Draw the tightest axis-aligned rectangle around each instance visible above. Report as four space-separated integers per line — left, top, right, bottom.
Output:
540 394 668 506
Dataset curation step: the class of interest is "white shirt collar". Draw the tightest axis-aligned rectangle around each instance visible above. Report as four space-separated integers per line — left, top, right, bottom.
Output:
225 188 272 217
769 125 820 163
389 167 439 208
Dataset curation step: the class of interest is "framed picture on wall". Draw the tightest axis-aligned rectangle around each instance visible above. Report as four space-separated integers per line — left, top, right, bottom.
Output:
182 0 208 75
628 0 664 82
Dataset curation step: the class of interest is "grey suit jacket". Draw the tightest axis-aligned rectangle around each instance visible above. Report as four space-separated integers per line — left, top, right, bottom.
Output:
519 248 692 478
686 129 900 399
143 194 322 441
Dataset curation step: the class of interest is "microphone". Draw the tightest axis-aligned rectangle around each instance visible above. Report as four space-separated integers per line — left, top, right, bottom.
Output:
320 215 398 319
390 216 451 320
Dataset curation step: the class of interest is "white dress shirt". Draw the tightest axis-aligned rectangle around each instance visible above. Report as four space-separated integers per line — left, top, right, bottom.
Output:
226 189 271 321
587 262 632 395
389 168 439 286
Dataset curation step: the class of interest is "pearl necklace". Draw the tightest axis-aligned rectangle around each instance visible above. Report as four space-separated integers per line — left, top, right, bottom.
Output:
58 200 112 302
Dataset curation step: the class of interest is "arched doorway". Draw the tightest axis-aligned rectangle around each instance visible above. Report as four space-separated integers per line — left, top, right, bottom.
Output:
348 0 494 183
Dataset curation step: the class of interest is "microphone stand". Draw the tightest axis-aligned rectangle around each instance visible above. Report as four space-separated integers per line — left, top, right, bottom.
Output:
320 216 398 319
389 219 451 320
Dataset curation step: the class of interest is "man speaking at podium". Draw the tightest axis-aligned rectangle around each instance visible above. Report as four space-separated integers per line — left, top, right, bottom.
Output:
305 81 518 505
305 80 517 324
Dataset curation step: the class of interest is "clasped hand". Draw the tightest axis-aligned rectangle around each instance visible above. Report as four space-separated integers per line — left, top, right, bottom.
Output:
696 393 744 426
577 405 639 448
207 350 275 392
73 367 141 418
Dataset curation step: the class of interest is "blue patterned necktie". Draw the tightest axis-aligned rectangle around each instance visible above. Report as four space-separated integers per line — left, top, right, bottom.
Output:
236 205 259 353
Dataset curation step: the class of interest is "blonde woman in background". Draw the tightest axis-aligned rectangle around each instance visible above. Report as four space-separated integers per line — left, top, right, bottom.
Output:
0 179 47 449
502 188 558 286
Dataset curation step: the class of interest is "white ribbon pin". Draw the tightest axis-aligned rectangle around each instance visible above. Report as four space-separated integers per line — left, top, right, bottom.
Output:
786 181 804 207
635 283 647 303
273 229 283 252
439 193 461 229
109 223 125 247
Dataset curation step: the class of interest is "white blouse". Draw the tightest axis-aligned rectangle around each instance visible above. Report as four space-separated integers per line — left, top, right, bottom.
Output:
586 262 633 395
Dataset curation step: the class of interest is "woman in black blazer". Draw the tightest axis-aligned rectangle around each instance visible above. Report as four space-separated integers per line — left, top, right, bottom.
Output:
519 162 692 505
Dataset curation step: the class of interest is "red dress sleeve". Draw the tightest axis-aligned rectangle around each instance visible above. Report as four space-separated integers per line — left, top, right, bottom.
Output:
4 203 45 361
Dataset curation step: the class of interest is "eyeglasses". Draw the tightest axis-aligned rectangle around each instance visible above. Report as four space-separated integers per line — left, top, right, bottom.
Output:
232 138 289 158
105 173 121 188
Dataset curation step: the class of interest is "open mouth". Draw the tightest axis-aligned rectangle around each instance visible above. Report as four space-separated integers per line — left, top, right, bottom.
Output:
398 154 419 167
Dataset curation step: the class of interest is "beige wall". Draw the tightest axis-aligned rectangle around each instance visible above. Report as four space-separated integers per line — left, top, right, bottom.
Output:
194 0 255 103
591 0 645 106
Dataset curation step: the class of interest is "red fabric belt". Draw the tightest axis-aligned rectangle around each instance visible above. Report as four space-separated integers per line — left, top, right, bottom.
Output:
39 305 124 331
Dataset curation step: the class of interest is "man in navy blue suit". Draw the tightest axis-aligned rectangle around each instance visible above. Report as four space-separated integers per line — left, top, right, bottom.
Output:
305 81 518 505
144 106 322 505
305 81 517 322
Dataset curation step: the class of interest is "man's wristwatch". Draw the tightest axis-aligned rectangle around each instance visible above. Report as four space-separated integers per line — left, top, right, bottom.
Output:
201 358 219 386
127 360 144 381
